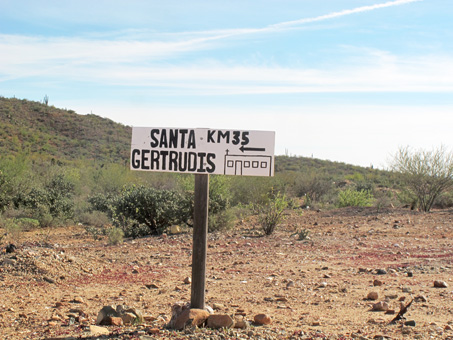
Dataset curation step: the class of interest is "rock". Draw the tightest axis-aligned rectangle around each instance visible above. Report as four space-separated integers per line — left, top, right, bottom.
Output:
204 305 214 314
373 279 383 286
123 307 144 324
376 269 387 275
147 327 160 334
212 303 224 310
254 313 271 325
43 277 56 284
206 314 234 329
108 316 124 326
233 315 249 329
183 276 192 284
143 315 157 323
167 302 190 329
96 306 119 325
121 312 137 325
89 325 110 336
49 314 62 321
414 295 428 303
367 292 379 300
5 244 16 253
55 302 64 308
170 225 181 234
372 301 389 312
434 280 448 288
405 320 416 327
171 308 210 330
286 280 295 289
72 296 84 304
145 283 159 289
318 282 328 288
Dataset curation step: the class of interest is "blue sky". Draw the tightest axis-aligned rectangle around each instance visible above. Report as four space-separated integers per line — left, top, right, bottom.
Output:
1 0 452 167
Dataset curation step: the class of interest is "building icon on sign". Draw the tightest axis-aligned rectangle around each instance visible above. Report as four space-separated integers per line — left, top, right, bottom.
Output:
224 150 273 176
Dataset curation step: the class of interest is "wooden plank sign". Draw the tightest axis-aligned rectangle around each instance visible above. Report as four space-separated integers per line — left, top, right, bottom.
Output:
130 127 275 176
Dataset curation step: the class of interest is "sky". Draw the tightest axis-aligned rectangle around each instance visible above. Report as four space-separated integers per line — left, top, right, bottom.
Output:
1 0 452 168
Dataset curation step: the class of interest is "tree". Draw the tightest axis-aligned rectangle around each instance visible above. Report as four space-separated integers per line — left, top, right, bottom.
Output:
390 146 453 212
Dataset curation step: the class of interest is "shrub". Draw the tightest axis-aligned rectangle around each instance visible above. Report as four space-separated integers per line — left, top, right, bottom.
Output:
79 211 110 228
16 217 40 230
0 170 11 212
390 145 453 211
178 174 231 216
18 173 75 226
89 185 192 237
255 192 289 235
0 217 23 241
208 209 235 233
108 227 124 245
433 191 453 209
294 172 333 204
85 225 106 240
337 188 374 208
296 228 310 240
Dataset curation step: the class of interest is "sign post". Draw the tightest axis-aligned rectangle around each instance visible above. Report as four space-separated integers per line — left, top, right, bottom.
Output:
191 174 209 309
131 127 275 309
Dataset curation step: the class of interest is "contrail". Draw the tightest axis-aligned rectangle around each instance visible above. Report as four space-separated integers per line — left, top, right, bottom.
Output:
180 0 422 44
270 0 422 29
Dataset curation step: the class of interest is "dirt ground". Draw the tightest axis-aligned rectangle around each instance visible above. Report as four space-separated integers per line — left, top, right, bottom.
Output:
0 207 452 340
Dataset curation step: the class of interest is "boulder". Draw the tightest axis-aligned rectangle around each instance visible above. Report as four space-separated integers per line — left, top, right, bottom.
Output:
96 305 143 325
233 316 249 329
434 280 448 288
372 301 389 312
367 292 379 300
96 306 119 325
108 317 123 326
254 313 271 325
206 314 234 329
172 308 210 330
89 325 110 336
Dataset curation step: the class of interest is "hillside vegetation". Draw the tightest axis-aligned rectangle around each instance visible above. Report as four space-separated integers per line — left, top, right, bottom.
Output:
0 96 415 237
0 97 131 163
1 97 387 177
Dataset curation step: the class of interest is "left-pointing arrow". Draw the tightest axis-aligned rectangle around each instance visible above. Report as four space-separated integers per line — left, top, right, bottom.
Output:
240 146 266 153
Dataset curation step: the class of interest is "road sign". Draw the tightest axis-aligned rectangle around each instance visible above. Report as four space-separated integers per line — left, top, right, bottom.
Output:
131 127 275 176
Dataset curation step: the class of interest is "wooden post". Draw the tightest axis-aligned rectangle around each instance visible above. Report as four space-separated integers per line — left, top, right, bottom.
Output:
190 174 209 309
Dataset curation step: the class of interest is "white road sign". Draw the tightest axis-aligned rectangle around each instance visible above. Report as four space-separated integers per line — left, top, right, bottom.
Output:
131 127 275 176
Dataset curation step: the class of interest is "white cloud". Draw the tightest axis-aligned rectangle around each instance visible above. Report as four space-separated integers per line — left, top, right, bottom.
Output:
1 0 447 97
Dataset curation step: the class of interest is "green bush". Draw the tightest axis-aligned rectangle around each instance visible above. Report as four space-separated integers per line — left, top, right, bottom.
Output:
296 228 310 240
293 171 333 204
16 217 40 230
90 185 192 237
255 192 289 235
18 173 75 226
336 188 374 208
178 174 231 216
0 170 10 212
108 227 124 245
208 209 235 233
85 225 106 240
433 191 453 209
79 211 110 228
